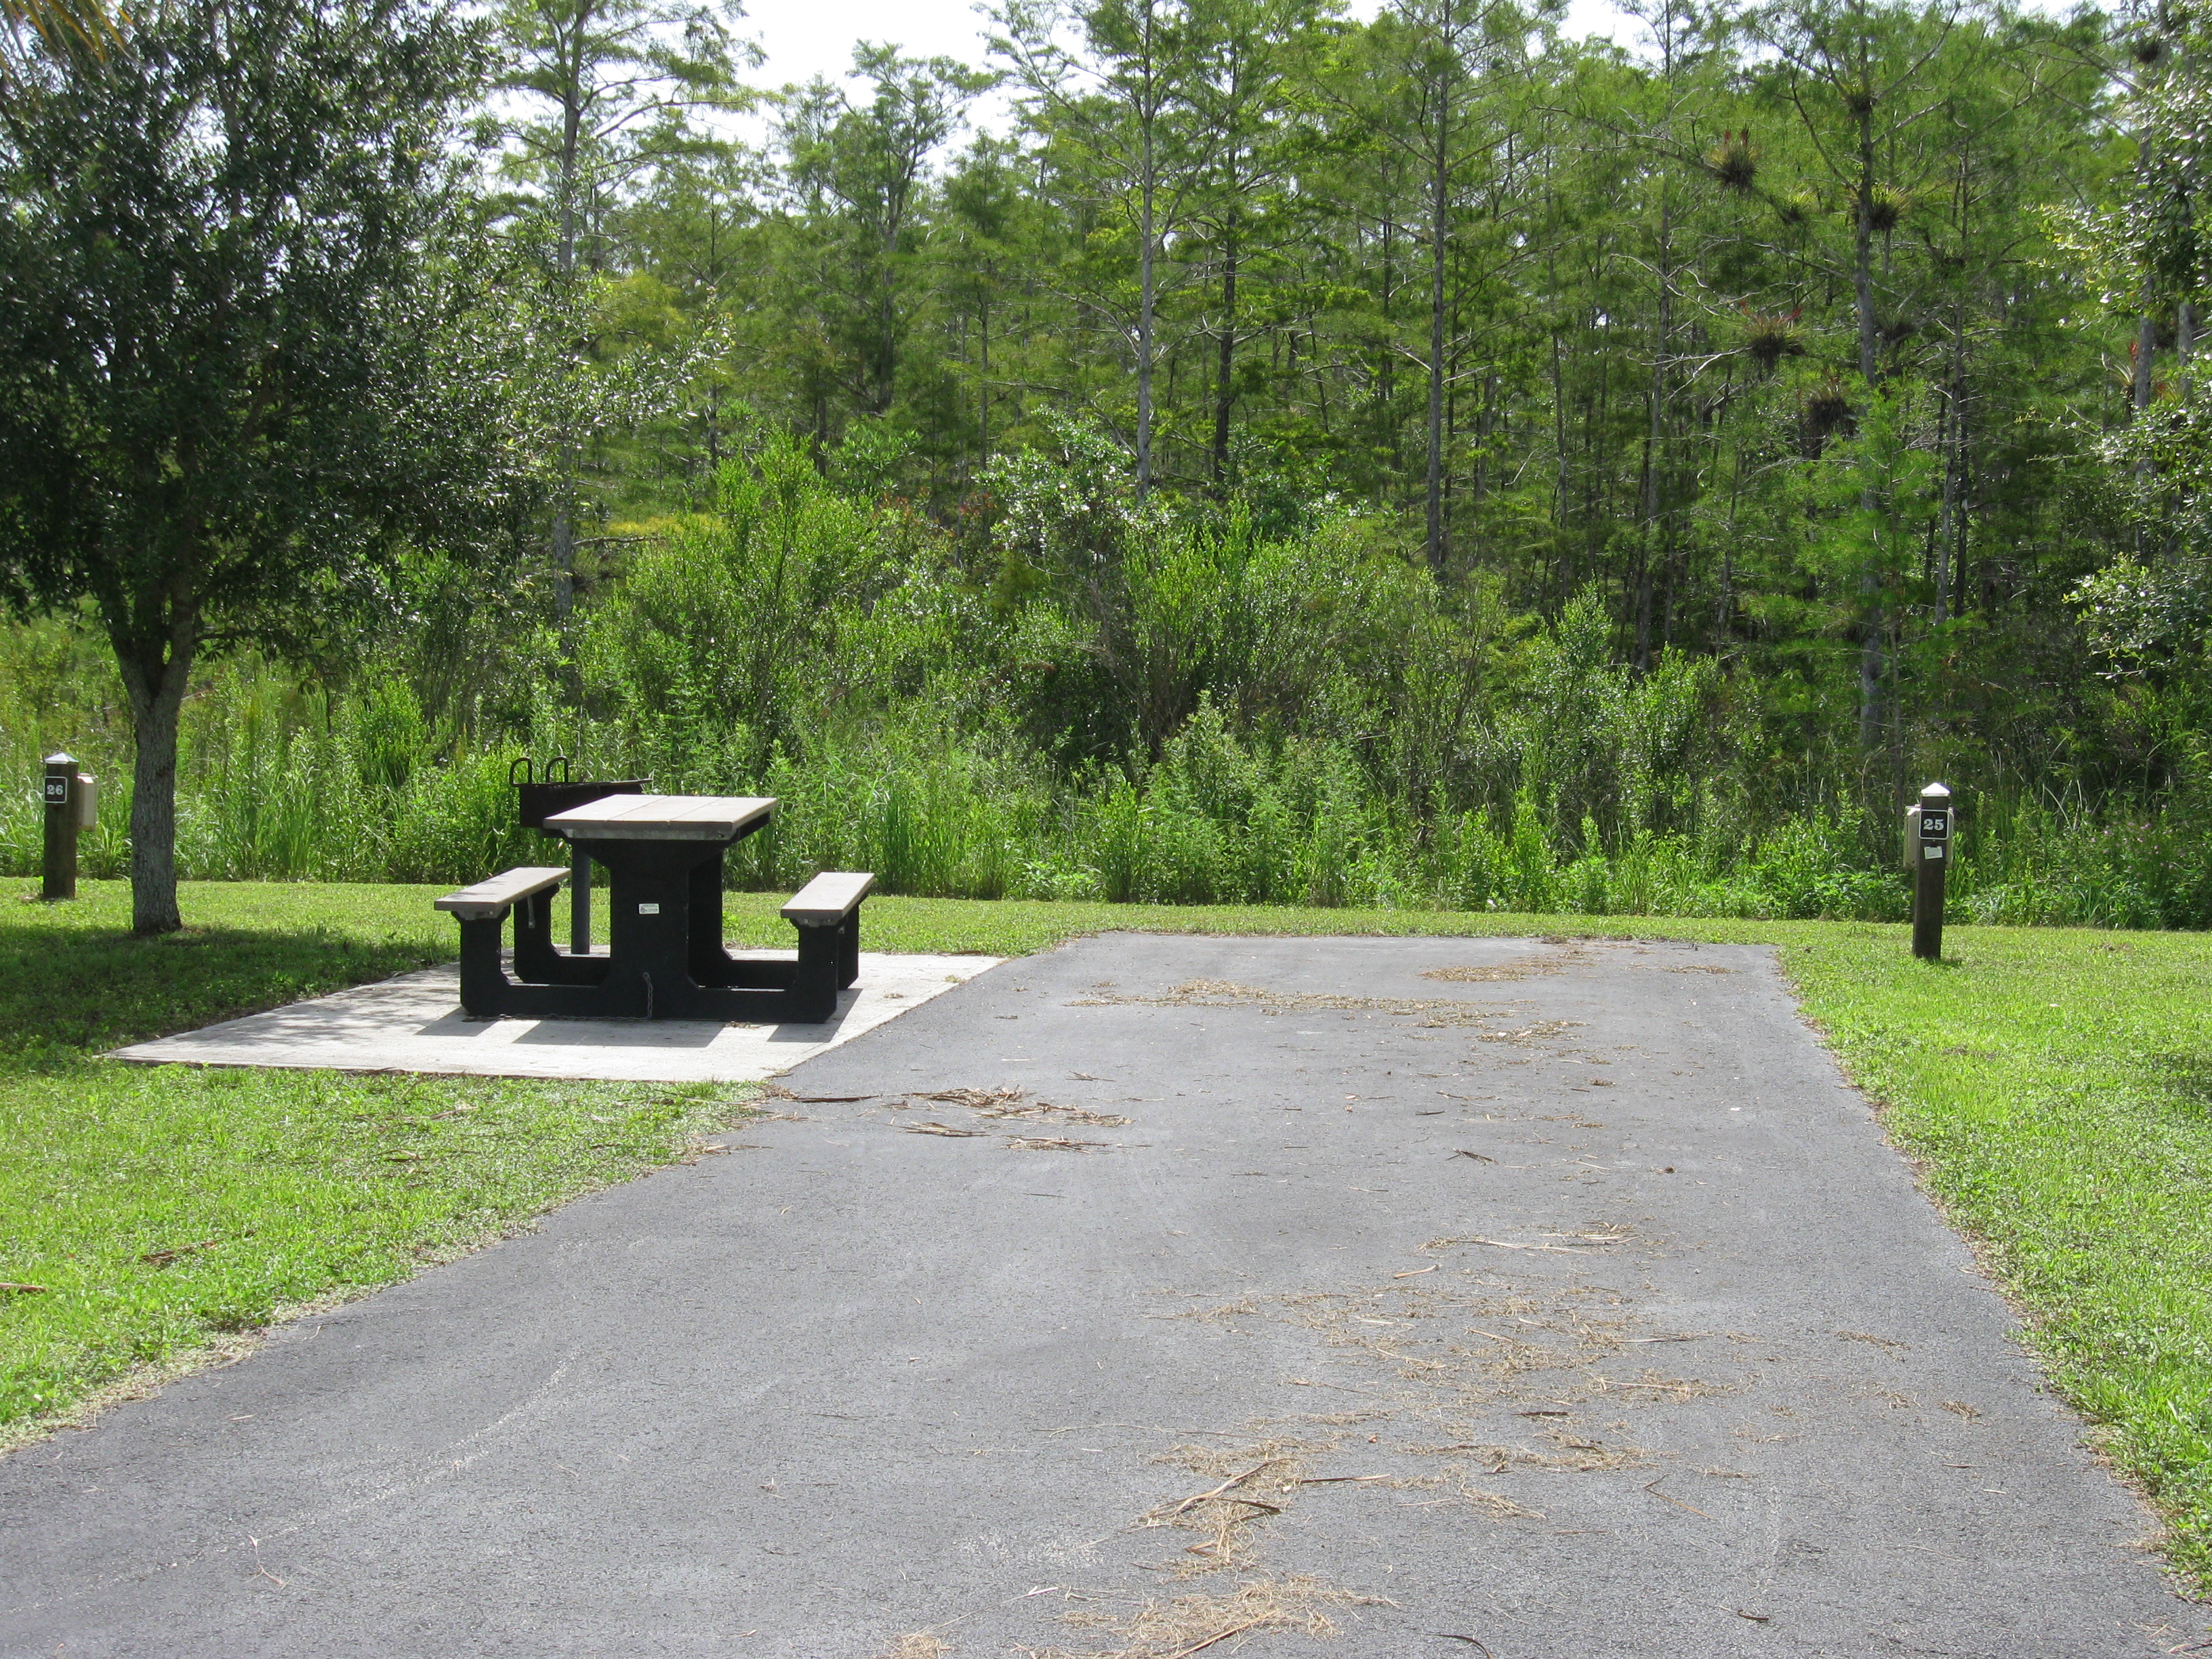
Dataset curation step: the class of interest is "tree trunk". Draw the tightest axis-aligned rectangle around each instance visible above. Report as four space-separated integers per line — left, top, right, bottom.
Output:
111 593 199 936
1853 91 1882 751
1550 322 1571 605
2133 279 2155 569
1380 218 1397 468
1633 432 1654 668
1637 199 1673 673
1936 304 1965 626
1315 313 1331 433
550 10 590 620
550 488 575 620
1716 432 1742 646
550 281 579 620
1134 5 1160 504
1470 367 1495 510
875 226 899 416
2131 105 2158 427
1212 234 1238 489
1853 104 1878 386
1425 98 1450 576
1858 613 1883 751
2136 306 2157 415
1136 164 1157 498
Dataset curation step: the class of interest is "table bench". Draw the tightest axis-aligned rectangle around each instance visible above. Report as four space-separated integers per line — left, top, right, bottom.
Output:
784 871 875 1017
434 865 588 1012
434 794 874 1023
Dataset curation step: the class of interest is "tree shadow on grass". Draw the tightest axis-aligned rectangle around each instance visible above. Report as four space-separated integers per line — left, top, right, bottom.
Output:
2143 1048 2212 1121
0 920 449 1057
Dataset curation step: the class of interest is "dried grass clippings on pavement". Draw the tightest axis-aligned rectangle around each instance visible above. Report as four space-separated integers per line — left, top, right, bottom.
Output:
1527 1430 1654 1471
1159 1299 1261 1324
1003 1105 1132 1127
1476 1019 1590 1048
879 1636 954 1659
918 1086 1031 1112
1589 1370 1735 1403
758 1084 884 1103
918 1088 1132 1128
1031 1575 1380 1659
1070 981 1513 1029
1420 945 1589 984
1138 1441 1326 1576
1124 1254 1761 1558
1416 1486 1547 1521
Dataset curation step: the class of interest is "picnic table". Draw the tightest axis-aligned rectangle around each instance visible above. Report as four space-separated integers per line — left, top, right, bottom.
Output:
436 793 872 1024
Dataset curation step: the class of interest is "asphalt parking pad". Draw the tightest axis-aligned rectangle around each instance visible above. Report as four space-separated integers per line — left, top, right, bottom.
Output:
3 933 2198 1657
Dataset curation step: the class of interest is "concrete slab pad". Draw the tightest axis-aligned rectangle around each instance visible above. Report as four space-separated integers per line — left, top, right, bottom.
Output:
105 951 999 1082
12 933 2202 1657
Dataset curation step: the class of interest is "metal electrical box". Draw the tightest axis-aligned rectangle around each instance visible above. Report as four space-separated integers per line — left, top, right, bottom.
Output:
1905 799 1952 865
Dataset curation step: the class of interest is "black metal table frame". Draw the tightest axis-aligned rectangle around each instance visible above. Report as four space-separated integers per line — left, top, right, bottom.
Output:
508 757 649 958
456 817 855 1023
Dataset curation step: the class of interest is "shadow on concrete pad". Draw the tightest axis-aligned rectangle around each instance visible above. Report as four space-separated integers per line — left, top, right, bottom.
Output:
108 952 995 1083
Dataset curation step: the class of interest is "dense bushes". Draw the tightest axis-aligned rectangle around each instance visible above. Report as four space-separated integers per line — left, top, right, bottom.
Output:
5 428 2210 926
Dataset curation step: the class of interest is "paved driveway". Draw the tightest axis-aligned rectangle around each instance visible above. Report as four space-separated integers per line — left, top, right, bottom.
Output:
2 934 2195 1657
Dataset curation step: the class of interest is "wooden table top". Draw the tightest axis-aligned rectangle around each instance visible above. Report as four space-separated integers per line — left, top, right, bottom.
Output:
543 793 776 842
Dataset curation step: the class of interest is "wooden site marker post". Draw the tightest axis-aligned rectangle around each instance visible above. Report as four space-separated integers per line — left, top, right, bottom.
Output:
1908 781 1951 962
42 752 95 901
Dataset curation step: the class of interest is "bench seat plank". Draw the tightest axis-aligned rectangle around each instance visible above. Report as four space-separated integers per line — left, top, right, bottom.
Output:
781 871 875 925
436 865 570 920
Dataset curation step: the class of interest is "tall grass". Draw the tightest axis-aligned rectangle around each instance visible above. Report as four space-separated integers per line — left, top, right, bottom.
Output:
3 638 2200 927
6 429 2207 928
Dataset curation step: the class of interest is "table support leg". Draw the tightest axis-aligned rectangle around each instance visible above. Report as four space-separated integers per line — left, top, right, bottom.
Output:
687 851 725 983
457 916 508 1017
571 844 592 954
792 922 840 1020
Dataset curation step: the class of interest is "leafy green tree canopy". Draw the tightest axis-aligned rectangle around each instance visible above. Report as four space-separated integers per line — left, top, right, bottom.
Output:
0 0 537 933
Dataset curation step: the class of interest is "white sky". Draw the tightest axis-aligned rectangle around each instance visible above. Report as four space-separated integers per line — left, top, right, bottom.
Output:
741 0 2081 122
741 0 1642 136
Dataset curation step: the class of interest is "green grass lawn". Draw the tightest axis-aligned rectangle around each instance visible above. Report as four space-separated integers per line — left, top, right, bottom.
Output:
4 880 2211 1589
0 880 761 1446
